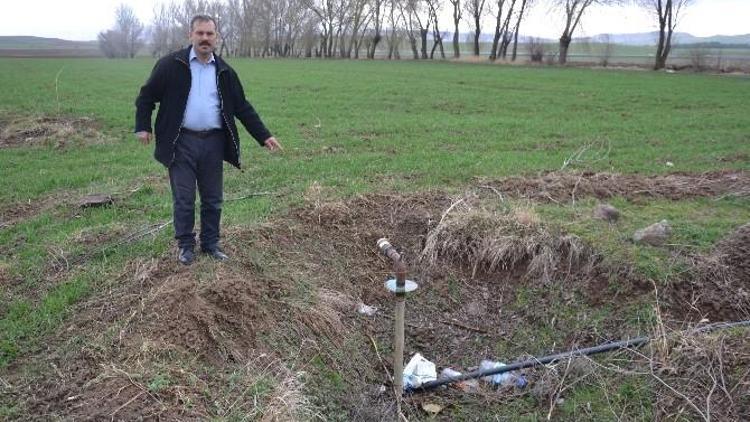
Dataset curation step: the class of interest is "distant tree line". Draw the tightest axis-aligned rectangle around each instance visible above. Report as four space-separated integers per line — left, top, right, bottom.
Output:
98 0 694 70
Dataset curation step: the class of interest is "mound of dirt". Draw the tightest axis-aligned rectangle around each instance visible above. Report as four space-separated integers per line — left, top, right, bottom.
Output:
480 170 749 203
18 252 352 420
143 274 283 363
666 223 750 322
715 223 750 281
0 114 108 148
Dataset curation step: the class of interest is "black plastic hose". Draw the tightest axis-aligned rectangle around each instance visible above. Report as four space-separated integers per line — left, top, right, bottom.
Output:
408 320 750 393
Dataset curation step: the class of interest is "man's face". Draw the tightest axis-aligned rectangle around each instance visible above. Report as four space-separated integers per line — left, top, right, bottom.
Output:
189 20 217 56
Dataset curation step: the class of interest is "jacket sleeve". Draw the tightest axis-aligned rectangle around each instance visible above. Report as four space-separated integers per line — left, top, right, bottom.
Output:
134 59 166 133
231 70 273 146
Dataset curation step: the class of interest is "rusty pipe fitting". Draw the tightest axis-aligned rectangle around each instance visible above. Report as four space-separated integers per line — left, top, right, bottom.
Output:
377 238 407 289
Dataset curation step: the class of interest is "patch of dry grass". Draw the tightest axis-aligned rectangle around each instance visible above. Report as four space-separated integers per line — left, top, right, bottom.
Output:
0 114 109 148
421 199 591 282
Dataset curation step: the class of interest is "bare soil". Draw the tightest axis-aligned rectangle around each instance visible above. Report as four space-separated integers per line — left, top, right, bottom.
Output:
666 223 750 323
0 191 71 231
3 176 749 420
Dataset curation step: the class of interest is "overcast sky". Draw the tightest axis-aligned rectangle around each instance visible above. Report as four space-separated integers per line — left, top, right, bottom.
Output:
2 0 748 41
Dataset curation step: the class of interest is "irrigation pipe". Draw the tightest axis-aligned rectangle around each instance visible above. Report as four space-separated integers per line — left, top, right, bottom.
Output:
408 320 750 393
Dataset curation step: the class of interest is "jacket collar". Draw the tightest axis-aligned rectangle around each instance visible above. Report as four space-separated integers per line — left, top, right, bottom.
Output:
189 46 215 64
176 46 228 72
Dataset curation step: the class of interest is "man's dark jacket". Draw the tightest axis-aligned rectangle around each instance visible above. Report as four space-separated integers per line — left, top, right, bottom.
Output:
135 46 272 169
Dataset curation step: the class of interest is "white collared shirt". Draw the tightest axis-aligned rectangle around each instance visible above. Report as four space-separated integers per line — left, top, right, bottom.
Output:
182 47 222 131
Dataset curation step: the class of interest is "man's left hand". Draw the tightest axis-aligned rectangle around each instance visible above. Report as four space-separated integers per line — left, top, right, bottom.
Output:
264 137 283 152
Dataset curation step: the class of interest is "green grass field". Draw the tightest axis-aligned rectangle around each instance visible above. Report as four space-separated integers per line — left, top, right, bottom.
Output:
0 58 748 420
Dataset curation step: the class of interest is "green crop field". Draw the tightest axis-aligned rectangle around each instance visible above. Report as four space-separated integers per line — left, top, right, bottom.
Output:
0 58 748 420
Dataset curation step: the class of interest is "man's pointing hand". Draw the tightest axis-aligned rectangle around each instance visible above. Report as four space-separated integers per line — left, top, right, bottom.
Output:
264 137 283 152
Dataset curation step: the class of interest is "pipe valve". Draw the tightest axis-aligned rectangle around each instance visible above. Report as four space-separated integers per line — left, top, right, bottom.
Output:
376 238 418 294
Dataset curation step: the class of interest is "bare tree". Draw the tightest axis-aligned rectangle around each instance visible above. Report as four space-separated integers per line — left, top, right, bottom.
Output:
150 4 173 57
303 0 338 57
551 0 621 65
98 3 144 58
119 4 145 57
405 0 431 59
98 30 126 58
527 36 545 62
386 0 404 59
425 0 446 59
636 0 693 70
367 0 386 58
596 33 614 66
346 0 371 58
219 0 243 56
510 0 532 61
488 0 516 61
448 0 461 58
399 0 421 58
463 0 487 56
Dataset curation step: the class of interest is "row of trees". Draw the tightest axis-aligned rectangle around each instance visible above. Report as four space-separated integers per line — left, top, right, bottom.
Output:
141 0 535 61
98 0 693 69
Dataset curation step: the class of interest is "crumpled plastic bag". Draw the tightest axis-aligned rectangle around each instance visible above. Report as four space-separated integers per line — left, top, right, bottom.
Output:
403 353 436 389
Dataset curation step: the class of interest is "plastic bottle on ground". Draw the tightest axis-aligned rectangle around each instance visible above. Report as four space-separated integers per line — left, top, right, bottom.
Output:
479 360 527 388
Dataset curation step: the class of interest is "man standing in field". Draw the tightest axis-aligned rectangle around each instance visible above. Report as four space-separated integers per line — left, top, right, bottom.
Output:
134 14 281 265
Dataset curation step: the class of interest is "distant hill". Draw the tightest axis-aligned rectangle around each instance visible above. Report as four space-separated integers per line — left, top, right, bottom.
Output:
435 31 750 47
579 32 750 46
0 36 99 57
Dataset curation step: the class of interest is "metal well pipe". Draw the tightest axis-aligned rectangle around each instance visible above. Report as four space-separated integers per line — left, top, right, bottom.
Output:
393 297 406 393
376 238 410 397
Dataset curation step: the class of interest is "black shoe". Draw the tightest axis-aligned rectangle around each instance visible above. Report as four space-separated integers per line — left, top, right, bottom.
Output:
202 247 229 261
178 247 195 265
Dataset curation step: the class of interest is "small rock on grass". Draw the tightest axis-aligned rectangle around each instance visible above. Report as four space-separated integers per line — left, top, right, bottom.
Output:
593 204 620 223
78 194 114 208
633 220 672 246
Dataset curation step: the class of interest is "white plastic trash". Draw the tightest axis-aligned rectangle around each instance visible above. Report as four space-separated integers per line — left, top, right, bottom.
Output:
403 353 437 389
479 360 527 388
439 368 479 392
357 303 377 316
440 368 462 379
480 360 512 385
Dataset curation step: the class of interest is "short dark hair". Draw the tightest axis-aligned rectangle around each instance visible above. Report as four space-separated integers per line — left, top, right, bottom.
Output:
190 15 217 31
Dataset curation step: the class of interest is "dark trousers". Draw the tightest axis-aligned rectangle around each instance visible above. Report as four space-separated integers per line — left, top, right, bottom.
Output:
169 130 224 250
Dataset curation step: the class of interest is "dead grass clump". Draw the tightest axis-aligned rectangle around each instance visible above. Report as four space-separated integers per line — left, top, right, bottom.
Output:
0 114 109 148
421 201 590 283
207 355 321 421
258 361 322 422
290 289 354 344
651 329 750 421
477 170 749 203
